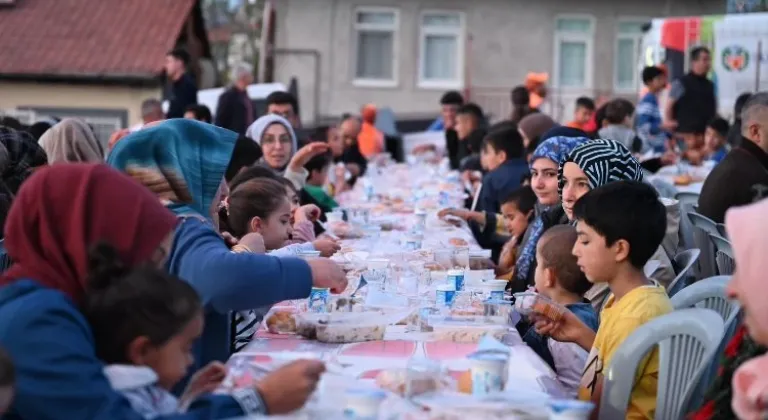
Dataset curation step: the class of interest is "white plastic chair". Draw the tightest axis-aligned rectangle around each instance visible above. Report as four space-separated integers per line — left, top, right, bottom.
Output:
666 249 700 297
599 308 725 420
709 234 735 276
675 192 700 251
643 260 661 279
689 212 718 279
716 223 727 238
671 275 739 322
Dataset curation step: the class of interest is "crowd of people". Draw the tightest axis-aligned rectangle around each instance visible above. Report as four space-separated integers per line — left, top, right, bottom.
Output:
0 43 766 419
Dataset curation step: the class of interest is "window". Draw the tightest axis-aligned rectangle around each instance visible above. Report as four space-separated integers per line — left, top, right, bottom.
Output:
418 11 464 88
614 21 646 91
353 8 398 86
553 16 595 89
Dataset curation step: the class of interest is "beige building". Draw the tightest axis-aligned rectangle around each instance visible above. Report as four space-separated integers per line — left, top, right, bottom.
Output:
268 0 723 125
0 0 217 141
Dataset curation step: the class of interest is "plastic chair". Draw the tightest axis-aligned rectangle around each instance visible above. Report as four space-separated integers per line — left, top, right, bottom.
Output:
671 275 738 322
643 260 661 279
599 308 725 420
709 234 735 276
666 249 700 297
689 212 719 280
716 223 727 238
675 192 700 251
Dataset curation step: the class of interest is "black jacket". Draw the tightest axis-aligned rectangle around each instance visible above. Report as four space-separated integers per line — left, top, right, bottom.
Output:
673 73 716 134
166 73 198 119
215 87 254 135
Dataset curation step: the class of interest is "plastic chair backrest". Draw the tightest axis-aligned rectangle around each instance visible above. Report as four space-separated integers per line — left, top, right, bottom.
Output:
670 275 738 322
599 308 724 420
675 192 700 250
667 249 700 297
688 212 718 279
643 260 661 279
709 233 735 276
716 223 727 238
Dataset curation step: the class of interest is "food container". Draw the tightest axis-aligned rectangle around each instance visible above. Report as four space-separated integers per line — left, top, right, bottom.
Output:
311 310 408 344
447 269 465 291
436 285 456 307
468 249 493 270
298 250 322 260
452 247 470 269
308 288 330 313
326 211 344 224
482 280 508 300
344 389 387 419
548 400 594 420
468 352 508 396
465 269 495 284
361 225 382 239
513 292 567 322
404 235 423 251
429 316 508 343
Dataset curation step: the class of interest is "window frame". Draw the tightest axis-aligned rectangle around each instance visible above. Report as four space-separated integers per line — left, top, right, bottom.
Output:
417 9 466 90
351 6 400 88
552 14 596 90
613 18 648 93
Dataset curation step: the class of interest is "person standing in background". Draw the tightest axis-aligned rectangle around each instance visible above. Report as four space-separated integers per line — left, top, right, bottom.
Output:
665 47 716 164
509 86 539 124
357 104 384 159
164 48 198 119
215 63 255 135
565 97 595 132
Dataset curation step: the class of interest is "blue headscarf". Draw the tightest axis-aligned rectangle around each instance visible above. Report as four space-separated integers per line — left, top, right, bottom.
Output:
107 119 237 218
514 135 589 283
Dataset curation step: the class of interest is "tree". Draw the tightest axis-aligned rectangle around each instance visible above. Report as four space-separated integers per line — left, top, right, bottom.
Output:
202 0 263 83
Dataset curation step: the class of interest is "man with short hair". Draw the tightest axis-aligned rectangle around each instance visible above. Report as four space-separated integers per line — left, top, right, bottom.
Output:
665 47 716 162
266 91 307 145
698 92 768 223
164 48 198 119
131 99 164 132
214 63 255 135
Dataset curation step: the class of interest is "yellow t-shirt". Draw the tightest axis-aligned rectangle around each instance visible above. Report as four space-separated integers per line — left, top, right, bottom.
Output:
578 284 673 419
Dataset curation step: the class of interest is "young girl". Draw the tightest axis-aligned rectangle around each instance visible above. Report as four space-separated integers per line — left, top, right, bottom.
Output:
83 243 234 418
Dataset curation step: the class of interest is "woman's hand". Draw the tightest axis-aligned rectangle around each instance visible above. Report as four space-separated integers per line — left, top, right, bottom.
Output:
312 238 341 257
306 259 347 294
255 360 326 414
295 205 321 224
438 207 470 221
287 142 329 173
181 361 227 406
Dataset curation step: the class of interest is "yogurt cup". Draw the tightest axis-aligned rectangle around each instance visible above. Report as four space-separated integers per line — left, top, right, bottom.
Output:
447 269 466 291
308 287 330 313
547 399 594 420
483 279 508 300
436 284 456 307
468 352 508 395
344 389 387 419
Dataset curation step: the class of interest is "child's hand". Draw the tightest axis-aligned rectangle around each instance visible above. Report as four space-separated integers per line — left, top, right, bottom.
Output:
255 360 326 414
295 205 321 223
312 238 341 257
288 142 329 172
533 309 593 348
181 361 228 406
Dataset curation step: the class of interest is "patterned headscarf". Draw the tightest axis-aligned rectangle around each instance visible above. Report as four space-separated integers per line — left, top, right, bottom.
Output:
107 119 237 218
38 118 105 164
514 135 590 284
0 126 48 194
558 138 643 195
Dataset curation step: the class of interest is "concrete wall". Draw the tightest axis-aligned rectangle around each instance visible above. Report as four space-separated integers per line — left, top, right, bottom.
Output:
272 0 723 124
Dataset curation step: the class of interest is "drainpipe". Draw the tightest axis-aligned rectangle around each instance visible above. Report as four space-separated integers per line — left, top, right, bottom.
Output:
272 48 322 125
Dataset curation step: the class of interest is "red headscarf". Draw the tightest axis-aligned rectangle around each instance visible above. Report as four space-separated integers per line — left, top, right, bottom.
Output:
0 164 178 302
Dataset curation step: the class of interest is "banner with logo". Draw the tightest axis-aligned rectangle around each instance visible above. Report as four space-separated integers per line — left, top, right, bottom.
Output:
713 21 768 113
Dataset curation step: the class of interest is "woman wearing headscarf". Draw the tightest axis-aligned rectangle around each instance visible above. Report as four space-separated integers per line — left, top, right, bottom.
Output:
518 113 558 157
719 199 768 419
0 163 317 419
0 126 47 195
507 128 589 291
556 139 676 310
38 118 105 164
108 119 345 369
245 114 328 190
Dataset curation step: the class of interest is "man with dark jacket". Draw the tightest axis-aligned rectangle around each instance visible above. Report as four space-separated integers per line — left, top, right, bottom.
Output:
455 103 486 172
698 92 768 223
164 48 198 119
665 47 716 164
214 63 254 135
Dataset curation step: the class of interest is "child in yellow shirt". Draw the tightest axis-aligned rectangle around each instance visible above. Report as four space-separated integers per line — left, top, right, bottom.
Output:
535 181 673 419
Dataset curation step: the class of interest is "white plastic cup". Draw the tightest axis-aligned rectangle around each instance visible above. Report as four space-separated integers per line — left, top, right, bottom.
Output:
547 399 594 420
447 269 465 291
436 284 456 307
344 389 387 419
468 353 507 395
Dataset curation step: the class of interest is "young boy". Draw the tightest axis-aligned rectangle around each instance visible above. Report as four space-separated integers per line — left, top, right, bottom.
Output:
519 225 599 396
537 181 672 420
566 97 596 131
704 117 730 163
454 103 486 172
299 151 339 215
636 66 672 154
598 99 643 152
475 125 528 214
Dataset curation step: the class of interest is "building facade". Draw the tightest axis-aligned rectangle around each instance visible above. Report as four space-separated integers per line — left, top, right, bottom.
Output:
271 0 723 125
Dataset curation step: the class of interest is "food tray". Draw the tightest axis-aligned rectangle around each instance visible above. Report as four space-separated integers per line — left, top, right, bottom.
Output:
513 292 566 322
428 316 509 343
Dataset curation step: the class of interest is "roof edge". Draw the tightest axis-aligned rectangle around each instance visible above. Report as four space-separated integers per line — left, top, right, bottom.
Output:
0 72 162 87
